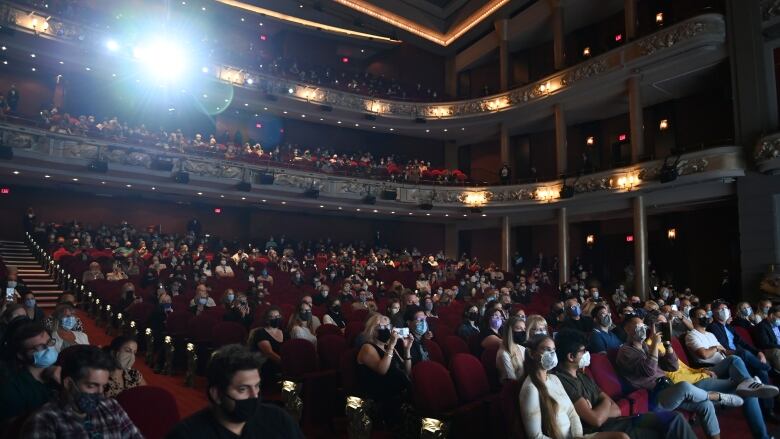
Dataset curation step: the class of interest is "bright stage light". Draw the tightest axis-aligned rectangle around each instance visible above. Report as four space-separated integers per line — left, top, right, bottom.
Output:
133 40 188 82
106 40 120 51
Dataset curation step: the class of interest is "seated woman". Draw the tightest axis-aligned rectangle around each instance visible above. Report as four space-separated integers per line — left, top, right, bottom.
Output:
288 302 317 346
81 262 104 283
497 316 527 382
223 292 253 327
21 291 45 322
189 285 216 316
322 298 346 329
520 334 628 439
51 303 89 352
476 307 504 357
248 307 286 384
526 314 550 338
456 305 480 340
356 313 413 428
105 335 147 398
106 264 128 281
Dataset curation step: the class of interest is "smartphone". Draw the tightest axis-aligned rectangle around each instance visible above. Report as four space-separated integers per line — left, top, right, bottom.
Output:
659 322 672 343
393 327 410 338
5 288 15 301
671 304 678 311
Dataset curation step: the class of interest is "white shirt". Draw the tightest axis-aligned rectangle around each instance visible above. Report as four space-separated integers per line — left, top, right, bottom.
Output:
215 265 234 277
290 325 317 346
52 330 90 353
519 374 583 439
685 329 727 365
496 344 526 382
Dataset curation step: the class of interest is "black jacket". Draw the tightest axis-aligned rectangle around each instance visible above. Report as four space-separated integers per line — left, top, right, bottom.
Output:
707 321 757 354
755 319 780 350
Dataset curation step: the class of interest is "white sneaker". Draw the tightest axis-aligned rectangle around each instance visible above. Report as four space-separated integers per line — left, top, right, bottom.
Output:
717 393 744 408
735 377 780 399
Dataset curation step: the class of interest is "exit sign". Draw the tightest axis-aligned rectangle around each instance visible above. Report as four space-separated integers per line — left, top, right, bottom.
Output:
0 188 9 194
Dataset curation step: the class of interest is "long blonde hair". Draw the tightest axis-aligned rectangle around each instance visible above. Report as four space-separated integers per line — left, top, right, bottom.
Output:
361 313 385 344
500 316 525 377
523 335 562 439
525 315 548 336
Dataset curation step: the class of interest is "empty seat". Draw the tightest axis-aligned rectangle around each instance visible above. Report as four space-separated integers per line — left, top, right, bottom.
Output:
116 386 180 439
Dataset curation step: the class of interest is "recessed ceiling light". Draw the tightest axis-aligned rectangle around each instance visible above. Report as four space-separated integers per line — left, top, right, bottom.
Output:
337 121 342 124
254 113 259 117
319 205 324 208
445 214 449 217
426 213 431 216
390 211 395 214
151 187 156 190
389 128 394 131
355 123 359 127
241 17 245 21
30 53 36 58
443 129 448 132
12 170 19 175
220 195 225 198
241 197 247 200
371 126 376 129
30 67 36 71
338 206 343 210
224 99 229 102
244 103 248 107
261 199 267 202
111 73 116 77
44 174 50 178
72 178 79 181
372 209 378 213
356 208 361 212
263 107 268 110
463 214 467 217
283 111 288 114
319 118 324 121
301 114 305 118
101 181 106 184
125 184 132 188
85 67 91 71
425 129 430 133
481 213 487 217
461 127 465 131
59 61 64 64
201 6 206 10
2 61 7 65
281 201 287 205
361 49 365 53
259 22 263 26
408 212 413 215
1 46 5 50
197 192 203 195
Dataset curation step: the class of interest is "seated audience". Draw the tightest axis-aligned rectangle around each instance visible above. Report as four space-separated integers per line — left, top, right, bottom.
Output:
477 307 504 356
732 301 760 329
106 263 128 281
387 299 404 328
707 302 772 385
43 292 84 332
166 344 303 438
299 296 322 332
288 302 317 346
248 307 286 384
21 292 45 322
51 303 89 352
224 292 253 327
81 261 105 283
525 314 549 338
558 297 593 333
554 329 696 438
405 305 430 365
104 335 146 398
755 304 780 373
322 299 346 329
589 305 621 354
456 304 480 340
496 315 526 382
215 258 235 278
190 285 217 315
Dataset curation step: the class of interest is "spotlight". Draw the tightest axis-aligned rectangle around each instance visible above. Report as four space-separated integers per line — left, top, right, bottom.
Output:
106 40 120 51
133 40 188 82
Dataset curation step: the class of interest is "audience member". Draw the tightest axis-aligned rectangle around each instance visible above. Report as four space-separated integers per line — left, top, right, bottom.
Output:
755 304 780 373
288 302 317 346
496 315 526 382
104 335 146 398
51 303 89 352
457 304 480 340
589 305 621 354
247 307 286 384
405 305 430 365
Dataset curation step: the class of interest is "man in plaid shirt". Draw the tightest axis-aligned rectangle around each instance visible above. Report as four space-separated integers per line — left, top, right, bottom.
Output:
21 345 143 438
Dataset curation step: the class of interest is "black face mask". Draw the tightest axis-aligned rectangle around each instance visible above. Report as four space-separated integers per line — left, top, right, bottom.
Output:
502 303 512 311
377 328 392 343
467 312 479 322
331 305 341 313
512 330 527 345
221 394 259 423
698 317 709 327
299 311 312 321
268 317 282 328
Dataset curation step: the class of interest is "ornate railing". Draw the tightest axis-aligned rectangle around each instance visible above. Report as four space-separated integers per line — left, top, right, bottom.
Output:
756 132 780 174
1 121 745 208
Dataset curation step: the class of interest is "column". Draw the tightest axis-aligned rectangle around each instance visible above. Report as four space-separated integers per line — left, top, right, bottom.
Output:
444 57 458 99
444 223 459 260
624 0 637 40
627 76 645 163
633 195 648 299
494 19 510 91
500 216 511 272
499 123 510 168
53 74 65 109
444 141 459 171
558 208 569 286
550 0 565 70
726 0 776 149
554 105 567 177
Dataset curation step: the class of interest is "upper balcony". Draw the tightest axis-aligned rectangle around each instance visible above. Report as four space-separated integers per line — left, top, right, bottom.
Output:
0 2 727 141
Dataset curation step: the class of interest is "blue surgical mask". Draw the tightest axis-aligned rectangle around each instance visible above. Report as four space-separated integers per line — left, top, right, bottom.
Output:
162 303 172 311
24 298 36 308
33 347 58 368
414 320 428 336
706 310 713 319
198 297 208 306
227 294 235 302
774 319 780 328
61 316 76 330
570 305 581 317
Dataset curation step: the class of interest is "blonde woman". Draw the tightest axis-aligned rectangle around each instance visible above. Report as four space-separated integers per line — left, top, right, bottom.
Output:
526 314 549 337
497 315 527 382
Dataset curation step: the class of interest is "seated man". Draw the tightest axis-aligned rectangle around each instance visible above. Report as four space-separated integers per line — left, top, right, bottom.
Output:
167 344 303 438
405 305 431 365
589 305 622 354
557 297 593 333
0 320 60 424
553 329 696 438
707 302 772 386
616 316 743 439
214 258 235 278
755 304 780 373
21 345 142 437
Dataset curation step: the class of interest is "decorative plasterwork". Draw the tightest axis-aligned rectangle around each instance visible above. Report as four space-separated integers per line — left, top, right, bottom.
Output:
762 0 780 21
637 21 709 56
756 132 780 161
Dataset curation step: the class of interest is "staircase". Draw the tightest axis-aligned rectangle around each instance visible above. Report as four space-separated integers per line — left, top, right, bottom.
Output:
0 240 61 309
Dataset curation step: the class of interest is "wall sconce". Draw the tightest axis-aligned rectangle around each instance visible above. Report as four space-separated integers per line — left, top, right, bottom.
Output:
421 417 449 438
586 234 595 246
616 174 640 190
667 228 677 240
582 46 591 57
485 96 510 111
586 136 595 146
656 12 664 25
30 16 50 33
659 119 669 131
535 187 559 202
539 81 551 93
461 191 488 208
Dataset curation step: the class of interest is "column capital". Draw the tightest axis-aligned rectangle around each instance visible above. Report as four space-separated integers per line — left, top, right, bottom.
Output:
493 18 510 42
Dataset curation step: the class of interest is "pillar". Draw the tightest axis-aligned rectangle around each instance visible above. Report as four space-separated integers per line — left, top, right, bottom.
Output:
550 0 565 70
494 19 510 91
554 105 567 177
633 195 648 299
499 123 510 167
624 0 637 40
444 223 459 260
558 208 569 286
500 216 511 272
444 57 458 98
627 76 645 163
444 141 459 171
53 75 65 109
725 0 776 151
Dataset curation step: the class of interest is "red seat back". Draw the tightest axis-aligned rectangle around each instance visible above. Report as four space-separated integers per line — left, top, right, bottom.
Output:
318 334 347 370
340 348 360 395
450 353 490 403
480 346 500 391
164 311 193 337
186 314 217 343
411 361 459 415
671 337 690 366
423 339 445 365
211 321 248 347
441 335 469 364
348 308 370 322
124 302 155 328
733 326 756 348
316 324 342 338
116 386 180 439
281 338 318 379
588 353 622 400
499 379 525 438
345 321 365 347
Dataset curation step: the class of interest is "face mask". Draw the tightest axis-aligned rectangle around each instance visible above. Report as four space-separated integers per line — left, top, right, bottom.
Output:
763 307 771 315
717 308 730 322
534 329 548 336
683 306 692 316
569 305 581 317
221 395 259 423
117 352 135 370
742 307 752 317
705 310 713 319
299 311 311 320
33 347 58 368
578 351 591 369
634 325 647 341
7 281 17 288
489 316 503 331
198 297 208 306
321 290 329 297
773 318 780 328
269 317 282 328
502 303 511 311
486 296 496 303
72 384 103 415
220 260 227 266
698 316 709 327
162 303 173 311
540 350 558 371
592 292 599 300
512 331 527 345
425 302 433 312
24 298 36 308
262 270 268 276
61 316 76 330
389 307 399 315
377 328 391 343
227 294 235 302
414 320 428 336
359 296 367 303
600 314 612 328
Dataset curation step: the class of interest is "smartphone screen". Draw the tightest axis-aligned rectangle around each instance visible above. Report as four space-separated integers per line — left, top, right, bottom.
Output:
671 304 678 311
5 288 15 301
660 322 672 343
393 327 410 338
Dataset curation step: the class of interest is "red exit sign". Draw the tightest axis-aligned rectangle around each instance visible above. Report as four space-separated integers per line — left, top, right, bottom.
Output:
626 235 634 242
0 188 9 194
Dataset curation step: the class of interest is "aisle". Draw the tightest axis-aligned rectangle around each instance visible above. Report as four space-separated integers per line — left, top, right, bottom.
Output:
77 310 208 418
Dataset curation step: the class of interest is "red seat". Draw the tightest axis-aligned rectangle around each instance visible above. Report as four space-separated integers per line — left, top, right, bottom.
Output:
480 346 500 391
588 353 647 416
164 311 193 338
441 335 469 364
733 326 757 348
671 337 690 366
339 348 360 396
432 323 454 340
116 386 180 439
348 308 370 322
186 314 217 344
411 361 459 415
211 321 248 347
318 334 347 371
345 321 365 347
449 353 490 403
281 338 318 379
423 338 445 365
124 302 155 329
498 379 525 438
315 324 342 338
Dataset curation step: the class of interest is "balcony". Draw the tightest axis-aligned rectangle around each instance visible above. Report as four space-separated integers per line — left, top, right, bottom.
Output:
0 120 745 218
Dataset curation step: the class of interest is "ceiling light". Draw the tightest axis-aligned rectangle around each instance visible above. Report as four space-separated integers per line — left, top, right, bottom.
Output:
338 206 343 210
30 53 36 58
356 208 361 211
12 170 19 175
2 61 6 65
283 111 288 114
426 213 431 216
201 66 209 73
241 197 247 200
445 214 449 217
263 107 268 110
461 127 465 131
220 194 225 198
408 212 413 215
390 211 395 214
101 181 106 184
44 174 50 178
85 67 91 71
425 129 430 133
337 121 342 124
106 40 120 51
125 184 132 188
371 126 375 129
320 118 324 121
246 78 254 85
443 129 448 132
151 187 156 190
301 114 305 117
0 46 5 50
355 123 359 127
244 103 249 106
389 128 394 131
481 213 487 217
72 178 79 181
281 201 287 204
288 88 294 94
463 214 467 217
319 205 324 208
197 192 203 195
30 68 36 72
241 17 245 21
372 209 378 213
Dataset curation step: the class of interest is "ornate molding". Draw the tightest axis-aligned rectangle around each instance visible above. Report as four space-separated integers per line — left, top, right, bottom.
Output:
756 133 780 161
560 59 609 87
637 21 708 56
762 0 780 21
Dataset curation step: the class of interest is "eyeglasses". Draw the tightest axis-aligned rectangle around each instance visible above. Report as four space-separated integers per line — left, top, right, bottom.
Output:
28 338 56 353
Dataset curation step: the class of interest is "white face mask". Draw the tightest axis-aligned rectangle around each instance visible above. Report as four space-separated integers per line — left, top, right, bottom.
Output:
540 350 558 371
578 351 591 369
